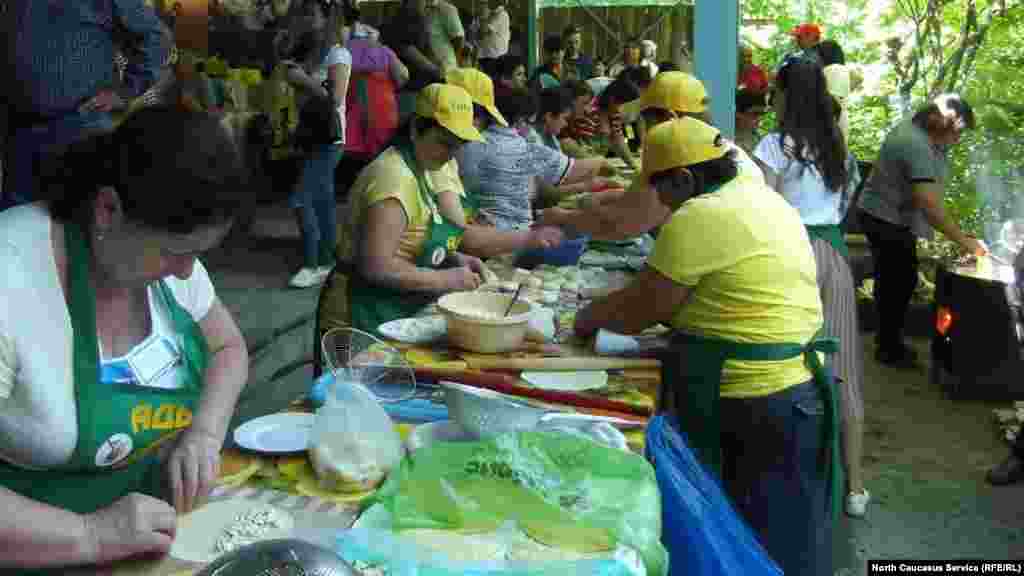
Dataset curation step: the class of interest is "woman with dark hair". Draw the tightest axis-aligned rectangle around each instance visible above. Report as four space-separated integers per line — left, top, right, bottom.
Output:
454 83 608 231
317 84 565 338
528 35 566 91
281 0 352 288
0 108 249 572
594 76 641 170
754 56 869 518
575 117 835 576
494 54 527 96
858 94 985 367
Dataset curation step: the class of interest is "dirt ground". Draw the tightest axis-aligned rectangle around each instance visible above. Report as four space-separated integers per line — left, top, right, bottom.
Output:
834 335 1024 574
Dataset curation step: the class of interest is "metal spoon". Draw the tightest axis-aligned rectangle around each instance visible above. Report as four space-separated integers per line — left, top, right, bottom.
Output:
504 283 524 317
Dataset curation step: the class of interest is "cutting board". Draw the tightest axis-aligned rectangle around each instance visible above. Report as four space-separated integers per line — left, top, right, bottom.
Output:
461 355 660 371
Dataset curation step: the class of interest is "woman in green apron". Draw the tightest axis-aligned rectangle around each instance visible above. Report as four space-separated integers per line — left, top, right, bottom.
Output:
574 118 837 576
0 108 249 573
317 83 565 339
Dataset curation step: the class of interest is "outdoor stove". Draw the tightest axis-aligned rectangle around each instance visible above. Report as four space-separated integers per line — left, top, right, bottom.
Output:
931 246 1024 400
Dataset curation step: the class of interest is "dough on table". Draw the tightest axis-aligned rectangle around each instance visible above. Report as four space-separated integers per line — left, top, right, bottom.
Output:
169 500 294 563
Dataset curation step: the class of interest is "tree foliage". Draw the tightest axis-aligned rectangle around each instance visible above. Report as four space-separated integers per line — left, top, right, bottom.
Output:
742 0 1024 248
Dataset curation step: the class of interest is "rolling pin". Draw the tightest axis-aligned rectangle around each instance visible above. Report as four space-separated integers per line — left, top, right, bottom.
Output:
413 367 653 417
463 356 660 371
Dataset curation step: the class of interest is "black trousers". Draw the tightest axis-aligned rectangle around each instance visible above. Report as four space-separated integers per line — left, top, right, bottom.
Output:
1014 429 1024 459
861 211 920 354
478 57 501 78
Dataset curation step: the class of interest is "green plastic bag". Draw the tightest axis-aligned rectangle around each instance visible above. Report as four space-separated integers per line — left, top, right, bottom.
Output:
365 432 668 576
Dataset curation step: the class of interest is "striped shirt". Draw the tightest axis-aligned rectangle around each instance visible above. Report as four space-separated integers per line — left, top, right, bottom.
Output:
6 0 167 118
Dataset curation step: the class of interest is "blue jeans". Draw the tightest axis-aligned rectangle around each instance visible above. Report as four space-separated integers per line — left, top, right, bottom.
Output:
289 144 343 268
3 110 114 211
720 380 833 576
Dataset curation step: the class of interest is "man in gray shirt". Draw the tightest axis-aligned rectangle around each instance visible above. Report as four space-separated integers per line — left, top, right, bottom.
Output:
858 94 985 367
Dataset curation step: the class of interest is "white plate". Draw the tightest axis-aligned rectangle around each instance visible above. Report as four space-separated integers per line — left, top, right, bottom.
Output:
521 370 609 392
377 315 447 344
233 413 315 454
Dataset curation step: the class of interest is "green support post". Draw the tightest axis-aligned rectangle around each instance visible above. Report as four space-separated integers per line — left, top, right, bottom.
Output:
527 0 539 72
694 0 738 138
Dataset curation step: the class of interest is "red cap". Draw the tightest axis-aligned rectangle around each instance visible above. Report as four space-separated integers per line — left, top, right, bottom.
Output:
790 23 822 39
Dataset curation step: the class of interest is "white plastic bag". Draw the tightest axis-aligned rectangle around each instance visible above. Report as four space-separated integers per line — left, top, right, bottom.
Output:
308 379 403 493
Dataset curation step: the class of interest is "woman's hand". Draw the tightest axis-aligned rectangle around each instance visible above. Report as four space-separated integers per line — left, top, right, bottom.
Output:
451 252 487 276
165 427 222 515
536 207 572 228
440 266 482 292
960 236 988 257
82 493 177 565
527 226 566 249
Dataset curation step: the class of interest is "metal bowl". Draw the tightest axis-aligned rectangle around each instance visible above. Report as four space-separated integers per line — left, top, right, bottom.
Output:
440 381 637 440
195 538 356 576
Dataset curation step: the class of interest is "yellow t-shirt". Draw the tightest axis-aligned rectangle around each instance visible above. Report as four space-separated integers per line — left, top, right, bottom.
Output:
338 148 465 265
647 176 823 398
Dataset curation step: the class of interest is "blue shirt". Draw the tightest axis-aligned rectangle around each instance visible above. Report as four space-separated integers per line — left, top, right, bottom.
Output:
6 0 167 118
456 125 572 230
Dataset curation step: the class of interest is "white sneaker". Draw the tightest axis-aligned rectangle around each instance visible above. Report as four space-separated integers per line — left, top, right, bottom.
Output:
316 265 334 276
846 489 871 517
289 267 328 288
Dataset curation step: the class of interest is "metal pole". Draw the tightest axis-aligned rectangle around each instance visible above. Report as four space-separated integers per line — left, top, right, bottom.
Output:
527 0 539 71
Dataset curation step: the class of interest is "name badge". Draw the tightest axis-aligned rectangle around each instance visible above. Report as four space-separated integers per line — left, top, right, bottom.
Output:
126 337 181 389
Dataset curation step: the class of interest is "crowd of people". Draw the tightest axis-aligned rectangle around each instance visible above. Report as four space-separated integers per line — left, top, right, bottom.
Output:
1 2 1019 575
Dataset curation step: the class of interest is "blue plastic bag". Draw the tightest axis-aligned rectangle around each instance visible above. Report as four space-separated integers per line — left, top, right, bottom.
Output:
644 415 784 576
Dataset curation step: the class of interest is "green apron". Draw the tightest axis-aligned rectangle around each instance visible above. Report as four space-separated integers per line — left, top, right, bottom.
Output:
345 145 467 336
658 332 843 523
0 223 209 527
805 224 849 261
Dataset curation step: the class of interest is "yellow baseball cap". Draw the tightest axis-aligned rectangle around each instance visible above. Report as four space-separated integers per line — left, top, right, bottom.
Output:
638 71 708 114
642 117 728 177
446 68 508 127
415 84 484 142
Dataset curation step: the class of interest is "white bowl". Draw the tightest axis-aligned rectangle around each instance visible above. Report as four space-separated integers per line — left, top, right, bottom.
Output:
437 291 536 353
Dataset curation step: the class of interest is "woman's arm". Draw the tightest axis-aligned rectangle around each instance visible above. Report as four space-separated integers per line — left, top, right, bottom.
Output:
190 300 248 444
574 267 690 337
326 62 351 107
539 179 668 240
436 191 560 258
0 487 92 567
562 157 608 185
282 61 328 99
361 199 450 293
388 50 410 88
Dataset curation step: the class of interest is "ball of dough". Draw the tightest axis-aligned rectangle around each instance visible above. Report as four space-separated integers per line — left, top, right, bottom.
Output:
526 276 543 289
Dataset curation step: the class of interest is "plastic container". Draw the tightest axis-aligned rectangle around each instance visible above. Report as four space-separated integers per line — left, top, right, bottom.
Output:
515 236 588 269
437 292 536 353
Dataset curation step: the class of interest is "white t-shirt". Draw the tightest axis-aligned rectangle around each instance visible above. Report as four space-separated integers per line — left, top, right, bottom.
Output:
477 6 509 59
0 204 217 470
314 44 353 145
753 133 856 226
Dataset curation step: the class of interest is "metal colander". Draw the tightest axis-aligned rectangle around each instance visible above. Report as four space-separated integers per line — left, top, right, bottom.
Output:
195 539 356 576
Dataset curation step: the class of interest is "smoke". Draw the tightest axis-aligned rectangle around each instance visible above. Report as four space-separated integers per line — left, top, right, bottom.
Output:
972 138 1024 259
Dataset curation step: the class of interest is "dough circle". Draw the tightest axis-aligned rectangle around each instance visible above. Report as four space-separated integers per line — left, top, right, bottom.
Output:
169 500 295 563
